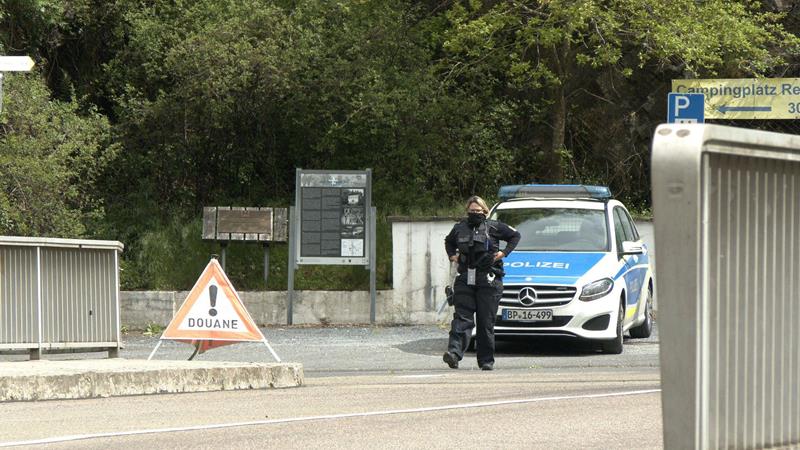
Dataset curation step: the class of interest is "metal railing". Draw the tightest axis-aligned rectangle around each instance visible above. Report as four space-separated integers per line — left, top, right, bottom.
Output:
0 236 123 359
652 123 800 449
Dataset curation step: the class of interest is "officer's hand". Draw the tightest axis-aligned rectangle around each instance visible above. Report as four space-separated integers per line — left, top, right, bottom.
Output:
449 255 459 263
493 251 505 262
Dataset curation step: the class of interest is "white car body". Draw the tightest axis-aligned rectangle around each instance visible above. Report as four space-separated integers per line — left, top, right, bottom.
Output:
486 190 655 352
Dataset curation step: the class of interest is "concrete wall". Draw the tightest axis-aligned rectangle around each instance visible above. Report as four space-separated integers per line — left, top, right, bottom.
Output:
120 291 177 328
121 289 441 329
390 217 458 318
121 219 654 328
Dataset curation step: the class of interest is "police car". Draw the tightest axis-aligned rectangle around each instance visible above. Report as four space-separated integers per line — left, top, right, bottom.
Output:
486 184 654 353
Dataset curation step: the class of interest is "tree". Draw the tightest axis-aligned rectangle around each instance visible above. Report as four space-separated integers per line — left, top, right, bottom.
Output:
441 0 799 183
0 72 118 236
98 0 520 219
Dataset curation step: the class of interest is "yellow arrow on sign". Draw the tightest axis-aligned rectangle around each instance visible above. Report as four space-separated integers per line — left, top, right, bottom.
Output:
0 56 34 72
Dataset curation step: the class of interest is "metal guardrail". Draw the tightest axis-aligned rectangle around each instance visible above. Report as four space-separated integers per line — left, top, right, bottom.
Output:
652 124 800 449
0 236 123 359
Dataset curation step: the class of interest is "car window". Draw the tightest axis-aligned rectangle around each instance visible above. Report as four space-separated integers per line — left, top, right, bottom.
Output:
615 207 635 242
492 208 609 251
612 208 626 251
621 208 640 241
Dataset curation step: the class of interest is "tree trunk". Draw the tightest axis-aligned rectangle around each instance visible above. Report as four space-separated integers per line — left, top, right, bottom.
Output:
544 41 569 184
547 81 566 183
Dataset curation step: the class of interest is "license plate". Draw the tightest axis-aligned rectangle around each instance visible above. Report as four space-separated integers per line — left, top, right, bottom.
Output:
502 308 553 322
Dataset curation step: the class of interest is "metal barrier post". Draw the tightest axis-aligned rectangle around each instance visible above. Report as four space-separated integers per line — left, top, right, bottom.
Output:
33 246 42 361
652 123 800 449
112 249 121 358
287 206 296 325
369 206 376 323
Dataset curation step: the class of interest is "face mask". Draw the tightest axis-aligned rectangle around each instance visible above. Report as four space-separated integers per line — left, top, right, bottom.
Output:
467 212 485 226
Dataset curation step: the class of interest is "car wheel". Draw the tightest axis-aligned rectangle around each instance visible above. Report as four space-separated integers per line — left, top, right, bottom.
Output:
629 286 653 339
601 301 624 354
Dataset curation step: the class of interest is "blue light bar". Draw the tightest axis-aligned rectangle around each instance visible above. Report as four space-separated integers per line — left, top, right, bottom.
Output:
498 184 612 201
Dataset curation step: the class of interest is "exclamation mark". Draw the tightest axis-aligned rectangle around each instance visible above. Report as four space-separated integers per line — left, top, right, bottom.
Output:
209 285 218 317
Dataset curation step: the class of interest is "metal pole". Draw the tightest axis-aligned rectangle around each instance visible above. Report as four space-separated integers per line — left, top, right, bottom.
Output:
33 246 42 360
263 339 281 362
369 206 377 324
287 206 296 325
112 249 121 358
263 242 270 287
147 340 162 361
220 242 227 271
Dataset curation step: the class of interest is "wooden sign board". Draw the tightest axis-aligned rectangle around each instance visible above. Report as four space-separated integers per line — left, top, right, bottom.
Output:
218 209 271 234
202 206 288 242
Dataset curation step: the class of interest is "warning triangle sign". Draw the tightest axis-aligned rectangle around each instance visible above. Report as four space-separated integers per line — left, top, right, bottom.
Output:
161 259 264 351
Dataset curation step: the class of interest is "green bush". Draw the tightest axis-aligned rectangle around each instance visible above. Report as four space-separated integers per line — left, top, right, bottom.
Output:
120 213 398 291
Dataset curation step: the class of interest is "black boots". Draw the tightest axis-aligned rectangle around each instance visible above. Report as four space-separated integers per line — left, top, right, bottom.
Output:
442 352 459 369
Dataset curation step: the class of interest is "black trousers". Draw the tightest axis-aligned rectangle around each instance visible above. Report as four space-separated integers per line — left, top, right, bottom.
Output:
447 274 502 366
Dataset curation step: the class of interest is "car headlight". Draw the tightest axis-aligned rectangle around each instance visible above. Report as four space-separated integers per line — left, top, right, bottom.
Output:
579 278 614 301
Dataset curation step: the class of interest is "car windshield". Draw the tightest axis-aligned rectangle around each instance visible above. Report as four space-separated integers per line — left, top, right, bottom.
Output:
491 208 608 251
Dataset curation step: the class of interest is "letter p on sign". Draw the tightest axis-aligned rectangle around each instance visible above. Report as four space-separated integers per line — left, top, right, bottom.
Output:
667 93 704 124
675 96 690 113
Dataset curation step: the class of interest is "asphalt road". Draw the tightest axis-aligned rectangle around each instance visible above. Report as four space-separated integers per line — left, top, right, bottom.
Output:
0 324 662 449
132 322 660 374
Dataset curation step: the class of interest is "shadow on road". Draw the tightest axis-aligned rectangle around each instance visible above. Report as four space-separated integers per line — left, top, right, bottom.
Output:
494 337 613 356
394 336 635 357
393 338 448 356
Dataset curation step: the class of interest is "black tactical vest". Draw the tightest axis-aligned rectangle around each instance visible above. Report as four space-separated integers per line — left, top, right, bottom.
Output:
456 221 490 267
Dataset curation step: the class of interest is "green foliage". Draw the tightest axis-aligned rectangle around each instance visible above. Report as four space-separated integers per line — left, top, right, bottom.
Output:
626 206 653 221
142 322 164 336
440 0 800 191
97 0 523 216
622 0 797 75
131 218 214 290
0 73 117 237
1 0 798 289
123 214 395 291
444 0 797 81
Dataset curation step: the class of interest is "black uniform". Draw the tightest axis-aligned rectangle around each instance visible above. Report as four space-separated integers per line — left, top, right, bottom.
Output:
444 218 521 367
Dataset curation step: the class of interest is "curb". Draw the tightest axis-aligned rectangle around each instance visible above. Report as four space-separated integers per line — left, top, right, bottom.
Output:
0 360 304 402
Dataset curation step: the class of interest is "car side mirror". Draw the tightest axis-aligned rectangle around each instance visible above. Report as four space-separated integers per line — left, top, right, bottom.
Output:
621 241 644 255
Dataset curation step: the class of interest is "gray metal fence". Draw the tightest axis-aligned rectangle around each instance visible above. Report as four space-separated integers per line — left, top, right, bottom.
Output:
652 123 800 449
0 236 123 359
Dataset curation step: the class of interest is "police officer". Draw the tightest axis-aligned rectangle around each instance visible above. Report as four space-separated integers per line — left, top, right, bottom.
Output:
443 195 520 370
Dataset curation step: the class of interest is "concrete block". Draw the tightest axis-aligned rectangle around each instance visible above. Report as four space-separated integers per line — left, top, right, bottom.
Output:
0 360 303 401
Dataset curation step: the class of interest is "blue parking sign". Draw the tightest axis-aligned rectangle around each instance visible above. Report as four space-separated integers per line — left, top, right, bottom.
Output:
667 93 705 124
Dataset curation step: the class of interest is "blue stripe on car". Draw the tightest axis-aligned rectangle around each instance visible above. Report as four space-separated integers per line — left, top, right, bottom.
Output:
502 252 605 282
504 276 584 285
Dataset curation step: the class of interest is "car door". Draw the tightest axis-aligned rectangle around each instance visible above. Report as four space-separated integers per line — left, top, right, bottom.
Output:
612 207 633 317
615 207 646 322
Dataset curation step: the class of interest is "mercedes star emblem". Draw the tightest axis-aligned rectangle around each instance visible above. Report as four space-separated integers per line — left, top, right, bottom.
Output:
518 287 537 306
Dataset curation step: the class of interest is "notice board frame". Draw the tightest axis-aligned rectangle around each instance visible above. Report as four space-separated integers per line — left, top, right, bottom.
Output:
293 169 372 266
287 168 376 324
